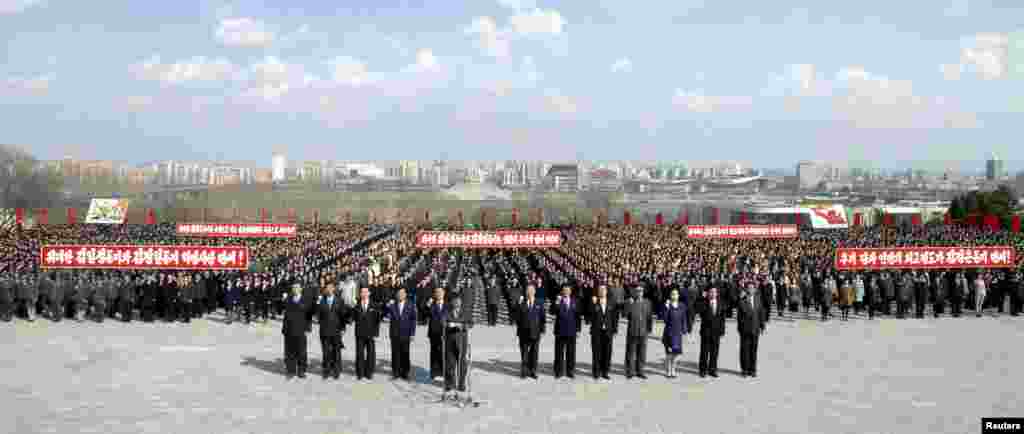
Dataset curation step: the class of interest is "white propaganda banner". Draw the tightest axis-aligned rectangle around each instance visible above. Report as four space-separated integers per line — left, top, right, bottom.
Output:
85 199 131 224
806 204 849 229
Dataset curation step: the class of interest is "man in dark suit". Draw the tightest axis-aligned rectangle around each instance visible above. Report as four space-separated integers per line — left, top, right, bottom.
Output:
426 287 448 381
281 283 314 379
513 285 546 379
697 287 727 378
737 286 767 378
587 285 618 380
550 286 582 379
316 282 347 380
623 286 652 379
350 287 384 381
486 276 501 326
444 292 472 401
385 287 417 381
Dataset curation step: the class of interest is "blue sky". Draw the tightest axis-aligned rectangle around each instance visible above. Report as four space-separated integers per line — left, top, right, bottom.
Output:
2 0 1022 172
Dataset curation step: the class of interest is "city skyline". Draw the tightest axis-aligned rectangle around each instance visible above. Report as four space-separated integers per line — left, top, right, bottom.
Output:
2 1 1022 170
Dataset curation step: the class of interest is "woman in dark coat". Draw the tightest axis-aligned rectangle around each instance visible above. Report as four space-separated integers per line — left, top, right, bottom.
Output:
659 288 690 378
224 279 241 324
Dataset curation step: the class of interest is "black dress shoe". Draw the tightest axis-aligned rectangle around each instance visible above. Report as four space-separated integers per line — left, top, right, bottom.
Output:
699 372 706 378
554 375 562 380
625 375 633 380
602 374 611 380
521 373 527 379
750 373 757 378
530 374 538 379
567 374 575 379
741 372 748 377
298 373 306 379
637 374 647 380
592 375 599 380
710 372 718 378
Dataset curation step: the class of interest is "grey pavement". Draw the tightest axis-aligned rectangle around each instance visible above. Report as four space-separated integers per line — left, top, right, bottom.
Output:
2 313 1023 434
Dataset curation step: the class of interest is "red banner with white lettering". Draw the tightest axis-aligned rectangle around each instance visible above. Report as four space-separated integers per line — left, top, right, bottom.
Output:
40 245 250 270
686 225 799 239
834 246 1015 270
176 223 297 238
416 230 562 248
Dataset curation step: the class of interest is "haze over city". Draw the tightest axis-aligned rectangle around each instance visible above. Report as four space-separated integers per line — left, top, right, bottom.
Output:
2 0 1022 172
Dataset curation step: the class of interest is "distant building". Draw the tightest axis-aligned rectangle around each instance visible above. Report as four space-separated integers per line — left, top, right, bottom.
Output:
546 164 579 193
254 168 273 184
796 161 825 191
272 153 287 183
589 168 622 192
986 152 1003 181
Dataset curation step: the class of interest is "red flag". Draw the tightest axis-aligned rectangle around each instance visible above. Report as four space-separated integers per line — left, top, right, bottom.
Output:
853 213 862 227
683 212 689 225
655 212 663 225
944 213 951 225
624 211 631 225
37 208 49 225
512 208 519 226
738 211 747 225
67 208 77 225
911 214 921 226
966 215 977 226
145 209 156 225
711 208 719 225
883 213 893 226
984 214 999 231
457 210 464 226
287 208 296 223
15 208 24 227
1012 215 1021 233
794 212 802 225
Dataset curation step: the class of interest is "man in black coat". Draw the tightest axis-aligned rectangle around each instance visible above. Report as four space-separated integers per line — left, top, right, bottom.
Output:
913 271 928 319
737 286 767 378
622 286 652 380
697 287 727 378
0 275 13 322
49 273 67 322
549 286 582 379
485 276 501 326
349 286 384 381
1010 272 1023 317
316 282 347 380
425 287 448 381
587 285 618 380
281 283 314 379
444 292 473 401
385 287 417 381
512 285 546 379
118 276 135 322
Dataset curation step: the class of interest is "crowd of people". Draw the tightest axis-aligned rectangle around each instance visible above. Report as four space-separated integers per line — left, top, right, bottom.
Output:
2 220 1024 404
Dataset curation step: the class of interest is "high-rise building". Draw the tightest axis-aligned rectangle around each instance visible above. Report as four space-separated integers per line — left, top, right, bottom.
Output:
986 152 1003 181
272 153 287 183
795 161 825 191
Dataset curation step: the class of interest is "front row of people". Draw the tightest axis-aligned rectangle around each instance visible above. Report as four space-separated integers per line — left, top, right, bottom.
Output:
281 281 769 387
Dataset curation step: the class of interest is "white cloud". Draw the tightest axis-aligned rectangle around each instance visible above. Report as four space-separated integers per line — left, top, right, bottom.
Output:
134 56 237 84
465 16 510 58
0 0 42 14
497 0 535 9
790 64 817 94
3 74 51 95
328 56 369 86
413 49 440 73
831 66 977 129
509 9 565 35
610 58 633 73
958 33 1008 80
543 93 578 114
216 17 275 47
940 63 963 81
672 89 753 113
243 57 316 101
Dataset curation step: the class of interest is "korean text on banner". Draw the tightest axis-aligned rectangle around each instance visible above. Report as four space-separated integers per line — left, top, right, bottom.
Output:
686 225 799 239
40 245 250 270
176 223 298 238
416 231 562 248
834 246 1016 270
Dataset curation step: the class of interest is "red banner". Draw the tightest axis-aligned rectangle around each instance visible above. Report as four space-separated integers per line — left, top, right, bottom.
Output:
416 230 562 248
176 223 297 238
984 214 999 231
911 214 921 226
40 245 250 270
686 225 798 239
835 246 1015 270
883 213 893 226
655 213 664 225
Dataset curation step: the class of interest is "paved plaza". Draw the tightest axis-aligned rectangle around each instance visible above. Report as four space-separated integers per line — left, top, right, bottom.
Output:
3 312 1023 434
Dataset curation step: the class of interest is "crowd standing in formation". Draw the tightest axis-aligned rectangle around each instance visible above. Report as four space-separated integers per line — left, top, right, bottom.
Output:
2 221 1024 402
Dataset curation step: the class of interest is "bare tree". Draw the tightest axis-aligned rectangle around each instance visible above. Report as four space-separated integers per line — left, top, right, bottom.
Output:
0 144 64 209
